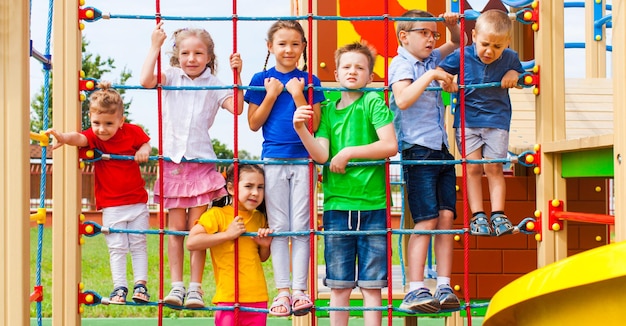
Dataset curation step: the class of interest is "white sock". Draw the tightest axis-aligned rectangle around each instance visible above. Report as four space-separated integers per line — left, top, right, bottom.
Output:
436 277 450 288
409 281 425 291
189 282 202 291
171 281 184 289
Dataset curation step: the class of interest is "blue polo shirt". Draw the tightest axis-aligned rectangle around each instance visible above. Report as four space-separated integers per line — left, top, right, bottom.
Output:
439 44 524 131
389 46 448 151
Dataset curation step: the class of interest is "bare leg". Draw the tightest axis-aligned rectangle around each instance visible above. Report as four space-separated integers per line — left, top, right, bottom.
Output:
361 288 382 326
465 149 485 214
329 288 352 326
167 208 187 283
407 219 437 283
188 205 208 284
433 210 455 278
484 163 506 212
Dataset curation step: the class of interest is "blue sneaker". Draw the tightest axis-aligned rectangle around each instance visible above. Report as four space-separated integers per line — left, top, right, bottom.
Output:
434 285 460 311
491 213 514 236
470 213 492 236
399 287 440 313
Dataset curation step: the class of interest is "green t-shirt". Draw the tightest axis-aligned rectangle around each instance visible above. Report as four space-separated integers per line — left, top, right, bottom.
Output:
316 92 394 211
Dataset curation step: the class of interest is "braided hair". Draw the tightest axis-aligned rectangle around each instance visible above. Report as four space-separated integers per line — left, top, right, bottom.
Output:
263 20 308 72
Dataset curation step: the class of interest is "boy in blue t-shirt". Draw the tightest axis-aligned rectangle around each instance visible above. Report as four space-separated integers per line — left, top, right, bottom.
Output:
438 9 525 237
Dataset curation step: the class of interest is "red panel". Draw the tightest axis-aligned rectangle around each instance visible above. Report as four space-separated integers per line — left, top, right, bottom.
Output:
567 224 580 250
451 273 476 298
577 178 608 201
476 233 529 250
477 274 523 299
578 224 608 249
502 250 537 273
452 250 502 274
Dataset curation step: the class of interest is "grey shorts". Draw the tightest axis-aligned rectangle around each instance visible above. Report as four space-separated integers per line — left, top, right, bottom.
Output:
455 127 509 158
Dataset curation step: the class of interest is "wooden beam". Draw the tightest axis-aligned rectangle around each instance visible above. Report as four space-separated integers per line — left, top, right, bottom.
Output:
542 134 614 153
0 0 31 325
535 0 568 268
52 0 82 325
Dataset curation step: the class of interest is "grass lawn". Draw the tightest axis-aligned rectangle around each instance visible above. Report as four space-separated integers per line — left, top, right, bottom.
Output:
30 226 403 319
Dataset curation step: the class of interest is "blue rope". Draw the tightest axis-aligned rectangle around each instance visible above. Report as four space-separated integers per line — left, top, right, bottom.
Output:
32 0 55 324
88 11 481 23
101 80 535 92
82 220 469 238
84 148 535 168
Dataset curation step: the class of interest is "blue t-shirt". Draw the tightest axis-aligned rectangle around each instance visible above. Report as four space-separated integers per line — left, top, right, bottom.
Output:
439 44 525 131
244 67 325 158
389 46 448 151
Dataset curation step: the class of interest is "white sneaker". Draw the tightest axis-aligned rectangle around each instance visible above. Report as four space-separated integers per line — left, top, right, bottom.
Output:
163 286 186 307
184 288 205 308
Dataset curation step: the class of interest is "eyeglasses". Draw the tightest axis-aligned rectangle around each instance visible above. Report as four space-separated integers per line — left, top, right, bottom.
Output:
407 28 441 41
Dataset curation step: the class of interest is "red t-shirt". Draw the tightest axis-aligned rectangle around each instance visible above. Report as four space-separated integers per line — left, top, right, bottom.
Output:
82 124 150 209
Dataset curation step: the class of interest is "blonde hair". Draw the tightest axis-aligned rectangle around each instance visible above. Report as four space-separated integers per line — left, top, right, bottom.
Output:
169 28 218 75
88 81 123 115
396 10 434 45
335 42 376 73
264 20 308 71
475 9 512 37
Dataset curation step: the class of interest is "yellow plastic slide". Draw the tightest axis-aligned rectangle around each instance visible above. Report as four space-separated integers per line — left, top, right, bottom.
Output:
484 240 626 325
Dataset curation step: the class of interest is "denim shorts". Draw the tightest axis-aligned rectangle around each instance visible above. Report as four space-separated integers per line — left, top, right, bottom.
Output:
323 209 388 289
402 145 457 223
455 127 509 159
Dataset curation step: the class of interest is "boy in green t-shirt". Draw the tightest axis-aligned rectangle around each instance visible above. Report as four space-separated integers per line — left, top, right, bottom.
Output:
293 42 397 326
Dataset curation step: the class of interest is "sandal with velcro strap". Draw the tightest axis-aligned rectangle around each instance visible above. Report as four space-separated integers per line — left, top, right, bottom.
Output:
131 283 150 304
470 213 492 236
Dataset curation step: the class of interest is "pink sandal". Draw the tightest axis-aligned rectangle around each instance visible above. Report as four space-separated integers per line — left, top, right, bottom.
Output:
292 291 313 316
269 292 292 317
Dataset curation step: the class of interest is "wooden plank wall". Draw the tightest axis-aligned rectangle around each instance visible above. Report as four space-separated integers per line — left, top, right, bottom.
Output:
509 78 614 153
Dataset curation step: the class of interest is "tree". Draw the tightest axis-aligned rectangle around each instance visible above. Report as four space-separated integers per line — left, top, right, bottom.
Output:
30 36 133 134
212 139 258 169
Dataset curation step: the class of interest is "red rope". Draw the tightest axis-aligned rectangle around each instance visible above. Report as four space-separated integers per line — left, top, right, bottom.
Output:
154 0 164 324
458 1 473 325
232 1 241 324
383 1 394 325
306 1 317 324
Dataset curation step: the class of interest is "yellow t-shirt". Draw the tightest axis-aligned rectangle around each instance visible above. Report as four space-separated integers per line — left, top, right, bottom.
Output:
197 205 269 304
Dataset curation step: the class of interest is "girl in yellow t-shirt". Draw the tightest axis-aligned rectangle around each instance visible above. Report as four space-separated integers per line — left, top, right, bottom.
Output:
187 164 272 325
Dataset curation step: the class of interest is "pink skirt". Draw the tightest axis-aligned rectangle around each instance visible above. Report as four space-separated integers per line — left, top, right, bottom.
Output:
154 161 227 209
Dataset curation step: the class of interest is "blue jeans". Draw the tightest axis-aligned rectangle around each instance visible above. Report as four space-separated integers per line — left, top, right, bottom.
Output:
323 209 388 289
402 145 457 222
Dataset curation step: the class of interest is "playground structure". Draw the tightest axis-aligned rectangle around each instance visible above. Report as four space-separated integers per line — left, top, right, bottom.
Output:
2 1 626 326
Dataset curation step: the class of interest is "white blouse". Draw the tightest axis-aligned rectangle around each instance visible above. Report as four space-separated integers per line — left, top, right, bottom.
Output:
162 67 232 163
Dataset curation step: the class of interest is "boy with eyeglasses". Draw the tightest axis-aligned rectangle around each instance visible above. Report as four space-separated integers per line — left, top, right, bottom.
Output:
388 9 461 313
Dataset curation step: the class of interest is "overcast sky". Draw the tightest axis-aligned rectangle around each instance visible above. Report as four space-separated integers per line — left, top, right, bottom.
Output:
29 0 611 157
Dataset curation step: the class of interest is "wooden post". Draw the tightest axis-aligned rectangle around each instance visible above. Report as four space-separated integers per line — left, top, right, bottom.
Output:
0 0 31 325
613 0 626 241
51 0 83 325
535 0 568 267
585 0 607 78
